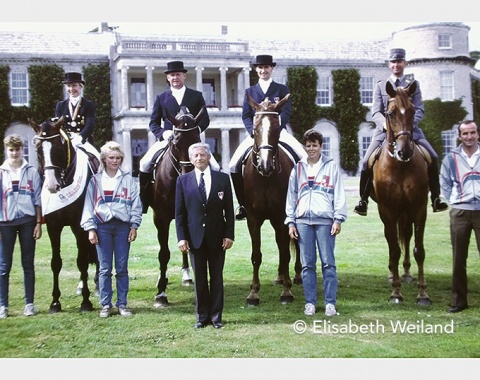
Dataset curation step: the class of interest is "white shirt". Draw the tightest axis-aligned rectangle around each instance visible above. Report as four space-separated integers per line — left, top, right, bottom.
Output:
259 78 272 94
195 166 211 200
101 169 122 193
171 86 186 106
461 146 480 168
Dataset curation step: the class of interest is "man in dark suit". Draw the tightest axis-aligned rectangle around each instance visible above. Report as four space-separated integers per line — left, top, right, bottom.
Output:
139 60 217 213
228 55 305 220
353 48 448 216
175 142 234 329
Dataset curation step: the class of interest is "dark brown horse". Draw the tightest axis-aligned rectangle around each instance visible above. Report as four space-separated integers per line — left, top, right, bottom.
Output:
29 117 99 313
243 94 301 306
371 80 431 305
144 106 205 308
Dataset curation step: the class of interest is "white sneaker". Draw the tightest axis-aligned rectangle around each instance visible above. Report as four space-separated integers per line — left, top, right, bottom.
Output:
99 305 111 318
325 303 337 317
118 305 132 317
304 303 316 316
24 303 38 317
0 306 8 319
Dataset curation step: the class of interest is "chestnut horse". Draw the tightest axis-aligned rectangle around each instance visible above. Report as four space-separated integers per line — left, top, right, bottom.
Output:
243 94 301 306
144 106 205 308
371 81 431 305
29 117 100 313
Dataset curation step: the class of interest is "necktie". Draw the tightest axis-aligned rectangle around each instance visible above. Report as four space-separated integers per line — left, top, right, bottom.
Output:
395 78 401 87
199 172 207 203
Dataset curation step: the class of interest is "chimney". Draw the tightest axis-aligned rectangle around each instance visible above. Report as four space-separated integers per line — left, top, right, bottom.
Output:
221 25 228 35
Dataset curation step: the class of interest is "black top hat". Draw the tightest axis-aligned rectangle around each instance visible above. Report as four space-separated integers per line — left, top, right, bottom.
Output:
389 48 406 61
252 55 276 67
63 72 85 84
164 61 188 74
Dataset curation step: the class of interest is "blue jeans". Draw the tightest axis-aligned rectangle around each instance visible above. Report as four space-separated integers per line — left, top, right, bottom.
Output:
296 223 338 306
0 218 36 307
96 219 131 308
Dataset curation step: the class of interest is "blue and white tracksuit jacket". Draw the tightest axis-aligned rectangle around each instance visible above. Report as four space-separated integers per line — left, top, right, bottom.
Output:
285 155 348 227
80 170 142 231
440 144 480 211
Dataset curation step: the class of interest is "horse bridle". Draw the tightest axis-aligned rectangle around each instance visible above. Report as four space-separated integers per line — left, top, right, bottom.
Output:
33 128 73 187
251 110 283 174
385 99 414 160
168 116 201 176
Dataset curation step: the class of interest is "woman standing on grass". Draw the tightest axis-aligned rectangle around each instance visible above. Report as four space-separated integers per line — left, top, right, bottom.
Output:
285 129 347 317
81 141 142 318
0 135 43 319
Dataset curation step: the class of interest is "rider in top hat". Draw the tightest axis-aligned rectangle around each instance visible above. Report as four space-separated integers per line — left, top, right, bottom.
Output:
55 72 96 147
138 60 217 214
353 48 448 216
229 54 305 220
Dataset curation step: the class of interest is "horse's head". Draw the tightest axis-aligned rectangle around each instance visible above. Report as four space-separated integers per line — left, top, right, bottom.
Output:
165 106 203 174
247 93 290 177
29 116 74 193
385 81 417 162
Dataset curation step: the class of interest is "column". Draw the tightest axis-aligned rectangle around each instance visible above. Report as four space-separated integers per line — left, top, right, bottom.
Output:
241 66 251 105
219 66 228 111
121 125 133 173
145 65 155 112
220 128 231 173
121 66 129 112
195 66 204 92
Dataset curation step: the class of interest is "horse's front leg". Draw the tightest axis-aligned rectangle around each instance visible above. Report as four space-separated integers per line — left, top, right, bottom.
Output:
246 217 263 306
272 219 293 304
400 219 414 283
47 225 63 313
181 252 193 286
413 221 431 306
153 215 171 308
73 226 94 312
382 218 403 303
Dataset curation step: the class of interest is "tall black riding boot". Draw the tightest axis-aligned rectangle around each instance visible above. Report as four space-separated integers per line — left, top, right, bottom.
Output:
354 169 373 216
230 172 247 220
428 158 448 212
139 171 152 214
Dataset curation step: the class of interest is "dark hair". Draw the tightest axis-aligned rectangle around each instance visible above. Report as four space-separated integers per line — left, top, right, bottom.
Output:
458 120 478 134
303 129 323 145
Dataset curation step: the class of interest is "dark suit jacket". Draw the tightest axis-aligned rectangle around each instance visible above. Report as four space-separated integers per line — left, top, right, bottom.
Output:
175 169 234 250
149 87 210 140
242 81 291 136
55 97 96 142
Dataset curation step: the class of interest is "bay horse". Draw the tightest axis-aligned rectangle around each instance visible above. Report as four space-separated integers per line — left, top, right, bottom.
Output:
144 106 205 308
29 117 100 313
243 93 302 306
371 80 431 306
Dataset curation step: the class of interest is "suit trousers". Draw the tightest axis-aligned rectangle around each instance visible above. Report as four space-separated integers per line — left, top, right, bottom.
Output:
189 240 226 324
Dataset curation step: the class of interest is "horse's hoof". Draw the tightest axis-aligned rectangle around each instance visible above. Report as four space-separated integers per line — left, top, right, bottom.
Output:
80 302 94 312
182 279 194 286
153 295 169 308
280 295 294 304
49 302 62 314
246 298 260 307
401 274 414 283
417 298 432 306
389 296 404 304
293 277 303 285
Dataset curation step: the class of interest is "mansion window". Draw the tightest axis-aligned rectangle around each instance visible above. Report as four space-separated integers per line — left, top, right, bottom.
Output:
202 79 216 107
440 71 454 101
316 77 331 106
442 130 457 157
360 76 374 105
130 78 146 109
361 135 372 160
438 34 452 49
10 72 29 106
322 136 331 157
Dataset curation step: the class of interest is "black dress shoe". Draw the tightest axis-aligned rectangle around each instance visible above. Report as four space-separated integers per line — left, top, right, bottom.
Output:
212 322 223 329
448 305 468 313
194 322 206 329
354 200 368 216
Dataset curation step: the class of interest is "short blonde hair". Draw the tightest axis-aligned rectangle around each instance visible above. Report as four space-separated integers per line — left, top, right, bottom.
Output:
4 134 24 149
100 141 124 163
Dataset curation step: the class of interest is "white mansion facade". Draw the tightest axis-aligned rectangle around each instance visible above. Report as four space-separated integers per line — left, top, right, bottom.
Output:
1 22 479 174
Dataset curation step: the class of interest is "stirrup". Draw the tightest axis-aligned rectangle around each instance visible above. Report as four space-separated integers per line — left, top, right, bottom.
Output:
235 206 247 220
354 200 368 216
432 198 448 212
